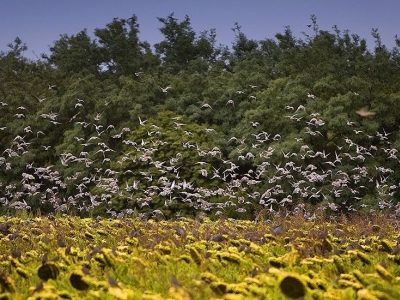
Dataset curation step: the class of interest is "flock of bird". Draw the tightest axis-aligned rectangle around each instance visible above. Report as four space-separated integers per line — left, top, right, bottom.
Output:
1 82 400 220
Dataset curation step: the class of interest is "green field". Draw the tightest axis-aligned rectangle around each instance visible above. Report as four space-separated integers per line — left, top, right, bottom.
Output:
0 212 399 299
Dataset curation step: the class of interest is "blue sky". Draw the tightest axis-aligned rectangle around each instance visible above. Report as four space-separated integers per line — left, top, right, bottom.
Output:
1 0 399 60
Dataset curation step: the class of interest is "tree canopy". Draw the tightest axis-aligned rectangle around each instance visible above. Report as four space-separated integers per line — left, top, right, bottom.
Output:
1 14 400 219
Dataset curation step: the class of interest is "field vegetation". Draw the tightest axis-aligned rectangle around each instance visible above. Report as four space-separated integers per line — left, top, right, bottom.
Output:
0 211 400 299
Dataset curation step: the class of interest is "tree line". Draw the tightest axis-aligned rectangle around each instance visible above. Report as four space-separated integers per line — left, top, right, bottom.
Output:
1 14 400 219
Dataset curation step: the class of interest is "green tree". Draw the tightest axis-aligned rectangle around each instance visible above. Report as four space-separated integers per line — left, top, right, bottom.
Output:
46 29 102 76
155 13 219 73
230 23 259 61
94 15 159 76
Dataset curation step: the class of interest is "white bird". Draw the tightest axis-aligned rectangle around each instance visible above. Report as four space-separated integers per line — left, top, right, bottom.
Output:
273 134 281 141
159 86 172 93
307 92 316 99
94 124 103 131
138 116 147 126
347 120 356 126
201 103 213 110
226 99 235 106
173 122 185 128
87 136 99 142
356 106 375 118
69 112 80 122
94 113 102 121
295 105 305 112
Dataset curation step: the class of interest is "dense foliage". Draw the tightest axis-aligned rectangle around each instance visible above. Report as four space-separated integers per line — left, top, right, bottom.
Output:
1 14 400 219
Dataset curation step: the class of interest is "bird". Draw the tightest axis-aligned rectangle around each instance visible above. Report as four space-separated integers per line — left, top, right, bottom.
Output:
201 103 213 110
94 113 102 121
347 120 356 126
356 106 375 118
138 116 147 126
226 99 235 106
159 86 172 93
69 112 80 122
307 92 316 99
135 72 144 79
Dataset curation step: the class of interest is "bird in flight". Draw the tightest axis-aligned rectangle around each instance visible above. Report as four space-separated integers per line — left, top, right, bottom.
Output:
307 92 316 99
138 116 147 126
226 99 234 106
135 72 144 79
35 96 46 103
159 86 172 93
356 106 375 118
201 103 213 110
